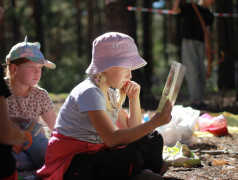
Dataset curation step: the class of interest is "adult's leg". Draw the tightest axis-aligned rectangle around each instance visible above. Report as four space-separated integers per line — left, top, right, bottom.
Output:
196 41 206 100
182 39 205 104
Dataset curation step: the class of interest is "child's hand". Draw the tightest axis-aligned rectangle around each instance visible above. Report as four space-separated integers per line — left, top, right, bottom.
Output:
123 81 141 99
11 116 35 133
12 144 25 154
152 100 172 127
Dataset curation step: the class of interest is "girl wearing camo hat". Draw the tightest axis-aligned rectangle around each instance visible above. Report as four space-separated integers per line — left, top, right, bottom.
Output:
4 36 57 171
37 32 172 180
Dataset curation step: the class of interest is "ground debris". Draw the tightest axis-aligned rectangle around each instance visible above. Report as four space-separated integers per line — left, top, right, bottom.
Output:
164 134 238 180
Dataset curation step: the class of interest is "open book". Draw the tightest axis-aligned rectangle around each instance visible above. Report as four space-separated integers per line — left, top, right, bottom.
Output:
157 61 187 112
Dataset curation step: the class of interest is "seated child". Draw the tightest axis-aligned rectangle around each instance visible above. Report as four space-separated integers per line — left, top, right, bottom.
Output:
4 36 57 171
37 32 172 180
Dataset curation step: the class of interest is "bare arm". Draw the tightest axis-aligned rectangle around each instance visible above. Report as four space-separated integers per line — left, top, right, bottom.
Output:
88 100 172 148
0 96 29 145
172 0 181 13
116 81 142 129
41 109 57 131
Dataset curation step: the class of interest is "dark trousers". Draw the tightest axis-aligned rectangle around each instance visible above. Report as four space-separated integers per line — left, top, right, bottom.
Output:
64 130 164 180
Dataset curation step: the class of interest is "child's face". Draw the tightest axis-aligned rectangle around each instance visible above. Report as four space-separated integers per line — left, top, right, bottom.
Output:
12 60 43 87
104 67 132 89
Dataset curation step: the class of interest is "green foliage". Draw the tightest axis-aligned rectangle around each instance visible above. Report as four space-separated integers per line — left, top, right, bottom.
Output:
2 0 236 97
40 53 88 93
49 93 69 102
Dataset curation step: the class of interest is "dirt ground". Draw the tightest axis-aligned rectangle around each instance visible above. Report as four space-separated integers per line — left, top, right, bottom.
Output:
146 90 238 179
164 134 238 180
146 90 238 180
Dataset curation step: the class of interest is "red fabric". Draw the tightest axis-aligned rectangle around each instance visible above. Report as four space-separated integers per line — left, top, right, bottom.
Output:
202 126 229 136
36 131 107 180
1 171 18 180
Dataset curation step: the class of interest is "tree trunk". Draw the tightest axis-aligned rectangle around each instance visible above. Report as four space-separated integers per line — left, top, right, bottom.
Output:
142 0 153 93
104 0 149 104
216 0 235 90
104 0 136 35
0 1 6 62
236 1 238 101
33 0 44 52
233 1 238 102
11 0 20 43
75 0 83 56
87 0 94 62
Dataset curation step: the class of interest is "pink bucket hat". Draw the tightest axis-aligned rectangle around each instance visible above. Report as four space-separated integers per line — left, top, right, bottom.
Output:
6 36 56 69
86 32 147 74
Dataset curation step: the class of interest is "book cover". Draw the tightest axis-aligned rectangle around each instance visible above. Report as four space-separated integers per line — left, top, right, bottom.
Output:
157 61 186 112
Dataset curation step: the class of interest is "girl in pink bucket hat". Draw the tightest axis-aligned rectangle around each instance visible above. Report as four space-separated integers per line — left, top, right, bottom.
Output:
37 32 172 180
4 36 57 172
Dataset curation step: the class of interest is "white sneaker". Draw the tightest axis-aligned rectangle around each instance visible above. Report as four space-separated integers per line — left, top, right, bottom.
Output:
163 141 201 167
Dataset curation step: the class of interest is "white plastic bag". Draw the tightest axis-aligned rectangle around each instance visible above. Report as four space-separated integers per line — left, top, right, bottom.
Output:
156 105 200 146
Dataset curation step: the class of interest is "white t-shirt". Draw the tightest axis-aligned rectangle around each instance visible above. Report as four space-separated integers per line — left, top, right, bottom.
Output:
55 77 119 144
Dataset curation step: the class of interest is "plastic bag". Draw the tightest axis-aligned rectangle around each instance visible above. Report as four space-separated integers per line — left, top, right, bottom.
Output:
197 113 229 136
156 105 200 146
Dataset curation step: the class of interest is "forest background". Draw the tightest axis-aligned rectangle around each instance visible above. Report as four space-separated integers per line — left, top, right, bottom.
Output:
0 0 237 110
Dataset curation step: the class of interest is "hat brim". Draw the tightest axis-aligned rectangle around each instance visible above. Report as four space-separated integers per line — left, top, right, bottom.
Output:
23 57 56 69
86 55 147 74
6 56 56 69
39 59 56 69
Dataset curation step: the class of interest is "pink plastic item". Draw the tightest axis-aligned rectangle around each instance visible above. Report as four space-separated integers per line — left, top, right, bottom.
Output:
197 113 229 136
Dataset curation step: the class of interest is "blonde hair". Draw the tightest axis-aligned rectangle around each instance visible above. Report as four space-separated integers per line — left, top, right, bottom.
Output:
92 73 126 111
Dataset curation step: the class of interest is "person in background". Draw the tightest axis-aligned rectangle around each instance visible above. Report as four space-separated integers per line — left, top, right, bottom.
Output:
173 0 215 109
0 7 33 180
37 32 172 180
4 36 57 171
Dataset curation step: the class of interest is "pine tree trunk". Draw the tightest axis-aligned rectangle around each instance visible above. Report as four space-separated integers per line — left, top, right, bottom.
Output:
216 0 235 90
0 1 6 62
11 0 20 43
75 0 83 56
87 0 94 62
33 0 44 52
142 0 153 93
104 0 149 102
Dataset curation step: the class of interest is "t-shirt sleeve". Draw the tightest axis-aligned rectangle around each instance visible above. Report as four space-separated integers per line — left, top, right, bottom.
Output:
39 88 54 116
76 87 106 113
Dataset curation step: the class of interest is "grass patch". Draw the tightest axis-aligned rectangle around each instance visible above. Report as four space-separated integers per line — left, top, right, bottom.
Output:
49 93 69 102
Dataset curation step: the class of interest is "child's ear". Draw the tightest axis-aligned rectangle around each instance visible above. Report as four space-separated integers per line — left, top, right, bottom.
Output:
9 64 17 75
